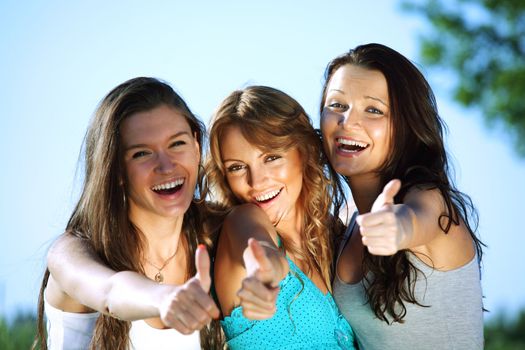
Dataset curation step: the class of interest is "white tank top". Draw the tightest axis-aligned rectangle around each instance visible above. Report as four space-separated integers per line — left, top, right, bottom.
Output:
44 297 99 350
128 320 200 349
45 297 201 349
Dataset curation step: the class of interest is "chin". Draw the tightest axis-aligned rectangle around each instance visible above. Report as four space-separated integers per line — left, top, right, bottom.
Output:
331 162 351 175
166 202 194 217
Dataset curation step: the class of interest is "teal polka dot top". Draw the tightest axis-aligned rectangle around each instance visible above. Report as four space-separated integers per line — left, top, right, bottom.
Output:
221 257 356 349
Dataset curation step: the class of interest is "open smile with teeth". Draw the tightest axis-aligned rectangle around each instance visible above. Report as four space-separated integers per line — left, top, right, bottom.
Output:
255 188 282 203
336 138 369 153
151 178 184 195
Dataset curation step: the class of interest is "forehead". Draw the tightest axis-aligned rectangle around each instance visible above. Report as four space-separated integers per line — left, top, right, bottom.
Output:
120 105 191 145
219 125 299 159
219 126 258 155
327 64 388 99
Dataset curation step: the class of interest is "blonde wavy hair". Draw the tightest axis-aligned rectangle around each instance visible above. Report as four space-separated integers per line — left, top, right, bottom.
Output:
206 85 336 290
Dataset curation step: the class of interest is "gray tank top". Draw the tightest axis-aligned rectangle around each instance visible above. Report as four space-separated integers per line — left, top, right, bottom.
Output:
333 213 484 350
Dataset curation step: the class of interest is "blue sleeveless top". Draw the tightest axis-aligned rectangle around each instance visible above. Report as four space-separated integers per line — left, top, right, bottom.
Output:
220 257 356 349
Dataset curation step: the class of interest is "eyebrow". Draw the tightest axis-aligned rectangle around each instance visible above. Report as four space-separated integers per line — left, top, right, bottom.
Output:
124 131 191 152
328 89 388 108
365 95 389 107
222 152 266 163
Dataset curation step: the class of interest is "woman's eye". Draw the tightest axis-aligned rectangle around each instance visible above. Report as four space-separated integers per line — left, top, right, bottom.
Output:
366 106 383 115
132 151 149 159
328 102 347 110
265 155 281 162
226 164 245 172
170 140 186 148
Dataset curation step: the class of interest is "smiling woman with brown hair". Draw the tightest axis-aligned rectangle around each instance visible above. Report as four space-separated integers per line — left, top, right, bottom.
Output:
35 77 222 350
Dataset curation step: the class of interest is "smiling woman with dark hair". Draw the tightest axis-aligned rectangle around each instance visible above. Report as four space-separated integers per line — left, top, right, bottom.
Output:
320 43 485 349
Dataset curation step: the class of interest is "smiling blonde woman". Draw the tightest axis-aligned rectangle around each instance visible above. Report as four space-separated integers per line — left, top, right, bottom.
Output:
207 86 356 349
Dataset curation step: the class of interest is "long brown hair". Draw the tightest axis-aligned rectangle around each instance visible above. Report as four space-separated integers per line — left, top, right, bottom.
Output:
34 77 215 349
207 85 337 291
321 43 484 323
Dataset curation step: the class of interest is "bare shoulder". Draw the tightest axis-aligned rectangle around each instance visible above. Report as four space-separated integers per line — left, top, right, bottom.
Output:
225 203 268 222
222 204 276 242
213 210 249 317
403 186 445 211
47 232 97 270
46 232 97 313
405 187 476 270
214 204 278 316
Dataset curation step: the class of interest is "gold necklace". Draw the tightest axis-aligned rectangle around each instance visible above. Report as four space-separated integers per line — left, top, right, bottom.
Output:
144 250 177 284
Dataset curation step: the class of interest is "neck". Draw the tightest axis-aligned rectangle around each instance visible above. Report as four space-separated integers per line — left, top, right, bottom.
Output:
275 204 304 247
128 207 185 261
348 173 382 214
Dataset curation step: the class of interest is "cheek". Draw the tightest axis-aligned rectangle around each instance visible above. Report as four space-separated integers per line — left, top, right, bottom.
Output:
282 161 304 192
225 175 245 198
320 115 332 136
124 163 142 188
181 152 200 176
368 121 390 147
320 116 337 151
370 128 387 143
321 108 340 127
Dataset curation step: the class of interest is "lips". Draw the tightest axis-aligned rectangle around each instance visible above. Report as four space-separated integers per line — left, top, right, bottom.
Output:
151 178 184 195
254 188 282 204
336 138 369 153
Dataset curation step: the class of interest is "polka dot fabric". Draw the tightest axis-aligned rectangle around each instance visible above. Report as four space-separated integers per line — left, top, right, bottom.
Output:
221 257 356 349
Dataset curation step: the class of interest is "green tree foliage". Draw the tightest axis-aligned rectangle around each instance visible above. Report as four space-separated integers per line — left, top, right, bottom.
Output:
402 0 525 156
485 310 525 349
0 312 37 350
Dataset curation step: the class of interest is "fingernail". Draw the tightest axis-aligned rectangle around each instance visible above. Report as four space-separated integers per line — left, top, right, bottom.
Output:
198 244 206 250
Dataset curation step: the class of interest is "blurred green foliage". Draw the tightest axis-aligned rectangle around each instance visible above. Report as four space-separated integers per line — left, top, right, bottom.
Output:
2 309 525 348
485 310 525 349
0 312 37 350
402 0 525 156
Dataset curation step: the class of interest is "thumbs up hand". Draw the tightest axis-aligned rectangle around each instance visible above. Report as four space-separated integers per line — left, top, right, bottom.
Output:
237 238 287 320
194 244 213 292
159 245 220 334
356 179 409 256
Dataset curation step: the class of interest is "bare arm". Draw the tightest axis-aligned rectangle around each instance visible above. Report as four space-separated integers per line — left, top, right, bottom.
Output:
357 180 475 268
214 203 289 319
46 234 218 332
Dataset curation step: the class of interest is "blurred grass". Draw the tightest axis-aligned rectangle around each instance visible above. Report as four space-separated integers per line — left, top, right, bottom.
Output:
1 308 525 349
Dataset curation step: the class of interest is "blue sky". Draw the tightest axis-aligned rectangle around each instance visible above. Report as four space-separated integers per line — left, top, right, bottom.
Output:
1 0 524 322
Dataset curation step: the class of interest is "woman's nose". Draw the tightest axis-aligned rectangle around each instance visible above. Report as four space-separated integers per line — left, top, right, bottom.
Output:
247 166 268 190
155 152 176 174
338 105 361 129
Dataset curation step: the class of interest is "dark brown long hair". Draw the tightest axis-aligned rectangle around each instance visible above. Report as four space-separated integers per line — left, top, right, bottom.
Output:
207 85 337 291
321 43 484 323
34 77 218 349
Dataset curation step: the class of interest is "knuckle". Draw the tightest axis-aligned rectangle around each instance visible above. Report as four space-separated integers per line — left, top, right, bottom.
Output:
180 328 192 335
197 314 209 323
187 280 199 290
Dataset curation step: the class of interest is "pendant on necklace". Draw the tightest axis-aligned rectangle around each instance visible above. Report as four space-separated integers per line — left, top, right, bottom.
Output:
154 272 164 283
